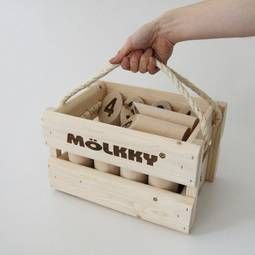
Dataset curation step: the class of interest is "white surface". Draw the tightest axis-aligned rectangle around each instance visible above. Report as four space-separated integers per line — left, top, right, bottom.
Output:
1 1 255 254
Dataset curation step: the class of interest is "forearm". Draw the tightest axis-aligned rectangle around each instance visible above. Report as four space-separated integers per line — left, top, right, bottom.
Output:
157 0 255 43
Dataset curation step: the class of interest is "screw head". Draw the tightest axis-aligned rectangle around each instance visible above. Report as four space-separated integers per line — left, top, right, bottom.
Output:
159 153 166 159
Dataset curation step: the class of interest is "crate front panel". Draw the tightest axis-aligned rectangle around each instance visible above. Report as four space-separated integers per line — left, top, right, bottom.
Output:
43 110 202 187
48 156 195 233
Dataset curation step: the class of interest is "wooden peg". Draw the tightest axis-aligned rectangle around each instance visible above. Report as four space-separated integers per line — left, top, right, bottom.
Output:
148 176 178 192
68 153 93 167
151 100 172 110
122 114 191 191
98 91 123 126
178 105 191 115
120 168 148 183
133 102 199 130
120 105 135 125
94 161 120 175
122 114 191 141
124 96 144 107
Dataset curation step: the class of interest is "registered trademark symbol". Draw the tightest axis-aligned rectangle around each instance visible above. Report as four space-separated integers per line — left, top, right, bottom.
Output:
159 153 166 159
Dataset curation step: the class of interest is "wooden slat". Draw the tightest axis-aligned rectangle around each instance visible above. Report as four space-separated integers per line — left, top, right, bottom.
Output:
185 139 204 198
206 102 227 181
48 156 195 233
42 110 202 187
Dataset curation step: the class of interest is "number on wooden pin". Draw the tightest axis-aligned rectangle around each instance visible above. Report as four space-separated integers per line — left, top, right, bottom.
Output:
99 91 123 125
152 100 172 110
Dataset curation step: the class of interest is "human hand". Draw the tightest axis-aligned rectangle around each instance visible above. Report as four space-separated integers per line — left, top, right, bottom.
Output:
110 21 174 74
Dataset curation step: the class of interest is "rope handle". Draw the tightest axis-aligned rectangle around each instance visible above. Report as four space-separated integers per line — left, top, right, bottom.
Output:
60 60 222 141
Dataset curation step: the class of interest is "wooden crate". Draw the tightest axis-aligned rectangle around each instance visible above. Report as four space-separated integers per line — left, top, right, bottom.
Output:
42 63 227 234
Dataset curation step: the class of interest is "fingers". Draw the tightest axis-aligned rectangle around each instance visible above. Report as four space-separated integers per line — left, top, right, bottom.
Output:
148 57 158 74
139 48 153 73
121 56 130 70
110 38 133 64
130 50 143 72
118 48 158 74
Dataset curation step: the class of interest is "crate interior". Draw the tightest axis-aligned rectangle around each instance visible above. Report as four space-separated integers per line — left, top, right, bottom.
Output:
52 80 214 197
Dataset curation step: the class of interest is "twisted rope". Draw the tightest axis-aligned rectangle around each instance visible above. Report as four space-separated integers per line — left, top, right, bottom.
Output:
60 61 222 141
60 64 118 105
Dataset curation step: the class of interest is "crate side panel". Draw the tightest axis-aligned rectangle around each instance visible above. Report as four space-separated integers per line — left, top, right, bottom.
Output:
42 110 202 187
48 157 194 233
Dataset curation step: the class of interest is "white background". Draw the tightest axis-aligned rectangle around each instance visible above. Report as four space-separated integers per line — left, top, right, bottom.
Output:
1 0 255 254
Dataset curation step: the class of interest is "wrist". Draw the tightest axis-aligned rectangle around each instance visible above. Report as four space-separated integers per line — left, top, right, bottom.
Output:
156 9 185 45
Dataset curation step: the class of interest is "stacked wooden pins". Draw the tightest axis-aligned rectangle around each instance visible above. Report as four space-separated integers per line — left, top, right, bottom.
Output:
69 89 199 193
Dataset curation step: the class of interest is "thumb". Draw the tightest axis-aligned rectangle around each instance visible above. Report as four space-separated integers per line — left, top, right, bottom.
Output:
110 39 133 64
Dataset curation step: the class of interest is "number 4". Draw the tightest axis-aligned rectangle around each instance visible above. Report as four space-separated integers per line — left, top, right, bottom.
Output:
104 97 117 117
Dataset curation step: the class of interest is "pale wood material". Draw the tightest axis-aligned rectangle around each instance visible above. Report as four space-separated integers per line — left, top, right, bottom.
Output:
68 153 93 167
178 105 191 115
120 168 148 183
124 96 144 106
98 91 123 126
42 109 202 187
49 156 195 233
148 176 178 192
80 101 102 120
121 114 190 189
120 105 134 125
122 114 191 141
94 160 120 175
185 139 204 198
57 81 106 116
105 81 210 113
205 102 227 181
151 100 173 110
50 148 61 158
133 102 199 130
200 152 209 190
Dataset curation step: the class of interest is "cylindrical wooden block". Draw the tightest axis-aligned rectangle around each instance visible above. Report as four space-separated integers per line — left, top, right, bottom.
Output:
68 153 93 167
178 105 191 115
133 102 199 130
148 176 178 192
151 100 172 110
122 114 190 191
120 105 135 125
122 114 191 141
120 168 148 183
94 160 120 175
124 96 144 107
98 91 123 126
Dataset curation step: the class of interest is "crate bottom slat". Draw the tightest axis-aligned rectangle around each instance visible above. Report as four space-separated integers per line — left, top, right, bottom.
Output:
48 156 196 233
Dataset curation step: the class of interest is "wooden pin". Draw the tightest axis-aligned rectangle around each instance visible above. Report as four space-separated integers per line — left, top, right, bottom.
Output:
120 105 135 125
124 96 144 107
151 100 172 110
94 161 120 175
122 114 191 141
133 102 199 130
122 114 191 191
148 176 178 192
120 168 148 183
98 91 123 126
178 105 191 115
68 153 93 167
